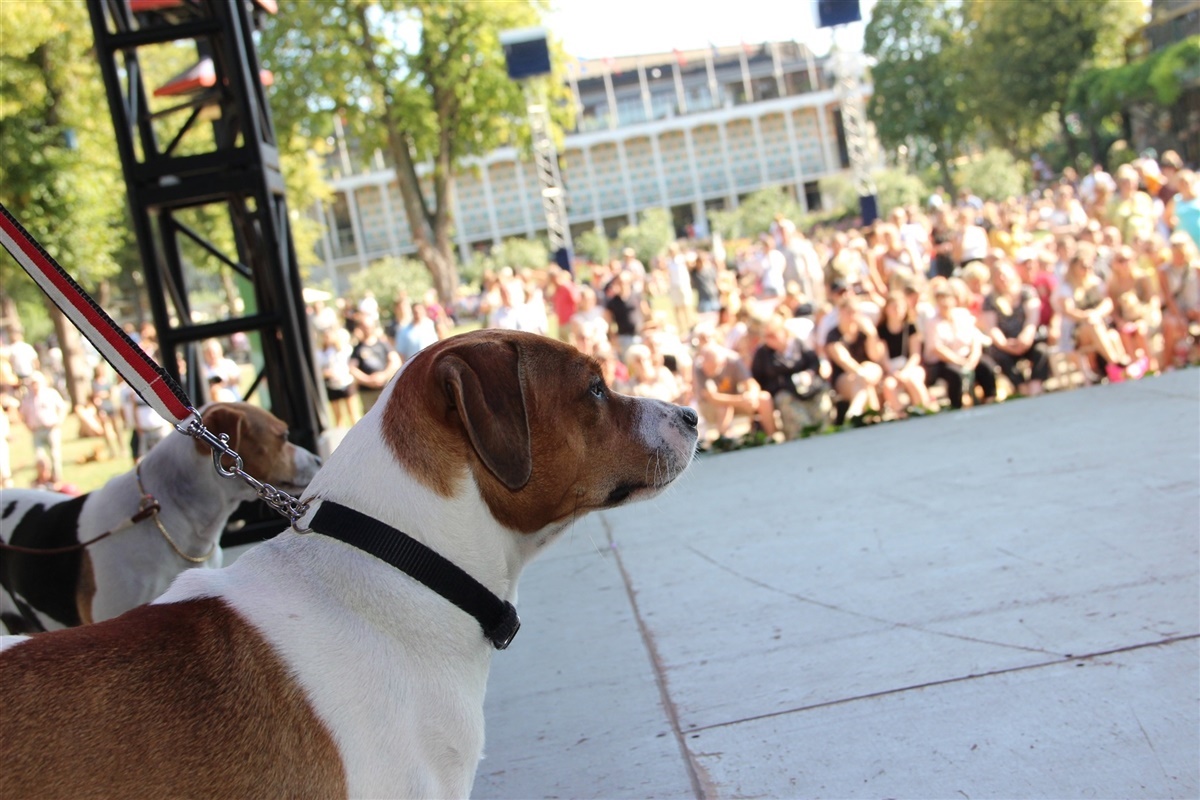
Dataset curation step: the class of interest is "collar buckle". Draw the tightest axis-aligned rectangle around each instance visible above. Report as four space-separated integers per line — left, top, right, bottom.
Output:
487 604 521 650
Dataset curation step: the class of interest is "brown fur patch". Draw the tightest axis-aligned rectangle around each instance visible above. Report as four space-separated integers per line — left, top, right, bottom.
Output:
382 330 671 534
193 403 298 486
0 598 347 799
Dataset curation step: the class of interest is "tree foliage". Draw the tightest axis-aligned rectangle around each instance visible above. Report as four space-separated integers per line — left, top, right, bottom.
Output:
953 149 1029 203
616 208 675 265
820 169 928 219
864 0 1148 176
259 0 572 304
0 1 124 306
708 187 805 241
964 0 1143 153
0 1 128 403
864 0 974 187
347 256 432 306
573 227 611 265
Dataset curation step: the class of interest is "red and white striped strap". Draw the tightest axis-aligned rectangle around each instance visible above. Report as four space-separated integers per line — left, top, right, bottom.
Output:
0 202 196 430
0 202 308 526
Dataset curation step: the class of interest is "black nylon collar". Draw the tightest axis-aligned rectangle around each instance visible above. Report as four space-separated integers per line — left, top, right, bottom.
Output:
307 501 521 650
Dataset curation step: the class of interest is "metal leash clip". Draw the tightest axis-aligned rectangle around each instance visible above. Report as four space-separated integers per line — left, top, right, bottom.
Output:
177 412 310 529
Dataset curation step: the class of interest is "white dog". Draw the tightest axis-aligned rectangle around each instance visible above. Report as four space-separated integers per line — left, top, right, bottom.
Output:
0 330 698 798
0 402 321 633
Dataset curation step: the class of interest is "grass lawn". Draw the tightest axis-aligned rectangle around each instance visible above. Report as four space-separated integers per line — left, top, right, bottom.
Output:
5 414 134 495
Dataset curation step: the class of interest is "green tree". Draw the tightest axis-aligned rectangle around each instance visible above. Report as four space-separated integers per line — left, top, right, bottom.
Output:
616 208 675 266
706 187 804 240
954 149 1028 202
965 0 1143 158
491 237 549 272
260 0 572 305
874 169 929 216
573 228 611 265
0 1 124 404
348 256 433 308
864 0 974 188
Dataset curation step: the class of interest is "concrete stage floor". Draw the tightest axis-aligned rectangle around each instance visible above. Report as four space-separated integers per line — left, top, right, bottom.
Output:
473 370 1199 800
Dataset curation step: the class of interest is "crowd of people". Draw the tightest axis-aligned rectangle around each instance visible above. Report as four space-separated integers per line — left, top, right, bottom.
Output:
2 150 1197 487
282 149 1200 449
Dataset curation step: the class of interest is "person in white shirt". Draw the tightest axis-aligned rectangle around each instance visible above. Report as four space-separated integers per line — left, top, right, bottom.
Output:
5 329 39 381
200 339 242 403
19 370 68 487
665 243 695 334
757 238 787 299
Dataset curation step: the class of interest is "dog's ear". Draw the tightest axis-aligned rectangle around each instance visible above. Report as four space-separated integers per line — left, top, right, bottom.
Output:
436 341 532 491
196 404 245 469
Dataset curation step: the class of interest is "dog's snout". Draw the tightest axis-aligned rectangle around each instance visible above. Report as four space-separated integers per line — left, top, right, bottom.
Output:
678 406 699 429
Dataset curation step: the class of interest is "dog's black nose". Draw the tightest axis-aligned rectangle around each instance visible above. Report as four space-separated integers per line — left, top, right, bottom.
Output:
678 406 699 429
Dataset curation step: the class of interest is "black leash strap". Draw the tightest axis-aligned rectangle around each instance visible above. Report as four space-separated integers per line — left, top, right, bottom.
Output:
307 501 521 650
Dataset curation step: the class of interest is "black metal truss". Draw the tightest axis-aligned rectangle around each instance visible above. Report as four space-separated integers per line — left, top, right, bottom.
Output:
87 0 323 544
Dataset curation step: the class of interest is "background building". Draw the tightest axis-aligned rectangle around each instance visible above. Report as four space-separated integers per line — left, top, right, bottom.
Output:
311 41 874 290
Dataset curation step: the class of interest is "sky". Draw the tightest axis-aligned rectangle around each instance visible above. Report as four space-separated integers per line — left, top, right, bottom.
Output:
545 0 877 61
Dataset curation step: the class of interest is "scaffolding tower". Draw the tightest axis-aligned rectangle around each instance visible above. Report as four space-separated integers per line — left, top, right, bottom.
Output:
87 0 323 543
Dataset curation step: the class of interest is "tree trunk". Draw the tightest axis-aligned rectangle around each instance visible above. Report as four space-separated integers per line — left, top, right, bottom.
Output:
1057 107 1079 169
385 126 459 308
0 292 18 336
45 298 90 409
354 4 459 309
937 154 955 193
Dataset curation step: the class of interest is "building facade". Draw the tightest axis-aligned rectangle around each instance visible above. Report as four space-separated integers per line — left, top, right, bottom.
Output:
312 41 871 291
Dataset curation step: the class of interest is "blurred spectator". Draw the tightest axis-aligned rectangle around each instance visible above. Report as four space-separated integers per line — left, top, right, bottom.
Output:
320 327 358 428
825 298 885 421
549 268 580 342
925 284 996 409
604 270 648 356
1172 170 1199 249
953 207 990 267
693 329 776 442
20 370 68 488
349 320 402 414
665 243 696 334
200 338 243 403
981 262 1051 397
877 290 934 415
1158 232 1200 368
624 343 683 403
394 302 440 361
750 313 831 439
690 251 722 325
518 270 550 335
620 248 647 295
1057 251 1134 382
5 328 39 382
1110 164 1157 244
1107 245 1158 373
569 285 610 358
89 364 121 459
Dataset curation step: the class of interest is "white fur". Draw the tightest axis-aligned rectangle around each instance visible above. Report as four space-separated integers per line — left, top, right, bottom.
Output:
0 424 321 631
155 375 697 798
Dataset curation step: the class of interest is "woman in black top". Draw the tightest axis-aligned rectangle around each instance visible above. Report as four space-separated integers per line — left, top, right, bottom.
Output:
877 290 935 415
826 299 884 421
981 262 1051 395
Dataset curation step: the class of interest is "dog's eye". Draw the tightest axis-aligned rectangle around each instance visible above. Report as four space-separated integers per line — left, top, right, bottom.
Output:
588 377 606 399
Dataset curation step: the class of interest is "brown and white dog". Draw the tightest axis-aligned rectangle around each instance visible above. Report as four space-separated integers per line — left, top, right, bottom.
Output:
0 403 321 634
0 330 698 799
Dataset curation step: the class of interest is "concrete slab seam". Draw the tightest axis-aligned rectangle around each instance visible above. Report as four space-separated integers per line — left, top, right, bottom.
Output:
602 512 709 800
682 633 1199 736
682 543 1070 657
